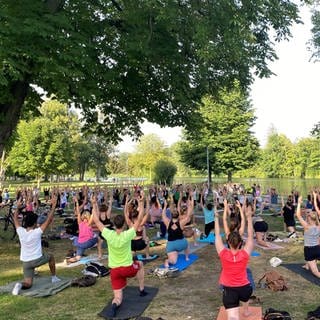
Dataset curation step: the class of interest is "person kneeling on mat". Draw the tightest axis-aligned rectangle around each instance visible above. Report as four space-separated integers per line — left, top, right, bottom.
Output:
215 200 254 320
92 192 148 318
12 194 61 295
67 197 98 264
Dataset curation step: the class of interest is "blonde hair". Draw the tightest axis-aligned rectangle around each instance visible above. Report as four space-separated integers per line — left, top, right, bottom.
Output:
308 212 319 225
81 210 91 221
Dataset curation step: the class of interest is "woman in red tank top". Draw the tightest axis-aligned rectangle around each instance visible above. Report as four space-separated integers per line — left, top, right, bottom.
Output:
215 199 254 320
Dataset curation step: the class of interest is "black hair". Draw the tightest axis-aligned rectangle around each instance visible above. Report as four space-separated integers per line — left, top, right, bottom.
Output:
23 212 38 228
206 203 213 211
113 214 125 229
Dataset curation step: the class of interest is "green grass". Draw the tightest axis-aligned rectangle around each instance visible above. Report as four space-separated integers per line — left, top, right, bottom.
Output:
1 206 320 319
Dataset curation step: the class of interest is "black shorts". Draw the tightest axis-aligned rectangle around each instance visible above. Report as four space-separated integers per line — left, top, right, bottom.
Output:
283 213 295 227
222 284 253 309
304 245 320 261
131 238 147 252
254 221 268 233
284 219 296 227
205 221 215 236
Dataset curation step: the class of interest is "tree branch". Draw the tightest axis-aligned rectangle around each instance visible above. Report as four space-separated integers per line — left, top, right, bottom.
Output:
45 0 65 13
111 0 123 12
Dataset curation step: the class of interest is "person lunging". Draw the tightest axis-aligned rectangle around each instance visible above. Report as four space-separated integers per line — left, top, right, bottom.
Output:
92 192 147 318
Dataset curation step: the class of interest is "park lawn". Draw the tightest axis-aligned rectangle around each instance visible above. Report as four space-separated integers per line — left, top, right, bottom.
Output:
0 207 320 319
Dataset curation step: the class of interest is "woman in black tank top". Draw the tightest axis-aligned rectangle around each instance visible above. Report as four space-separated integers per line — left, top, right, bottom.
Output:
95 193 113 259
162 194 194 268
126 197 151 258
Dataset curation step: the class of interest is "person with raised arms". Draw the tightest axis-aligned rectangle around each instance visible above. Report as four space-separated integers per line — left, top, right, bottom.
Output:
296 193 320 278
161 193 194 268
215 200 254 320
91 191 147 318
12 194 61 295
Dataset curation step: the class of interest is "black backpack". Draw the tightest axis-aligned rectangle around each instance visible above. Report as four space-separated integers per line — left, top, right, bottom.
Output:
83 261 110 277
71 275 97 287
307 306 320 320
264 308 292 320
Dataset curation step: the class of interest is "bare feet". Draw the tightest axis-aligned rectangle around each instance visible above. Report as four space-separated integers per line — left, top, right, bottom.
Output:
302 264 309 270
243 309 252 317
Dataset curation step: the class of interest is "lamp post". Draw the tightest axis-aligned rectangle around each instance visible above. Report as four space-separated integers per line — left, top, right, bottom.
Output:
207 146 210 189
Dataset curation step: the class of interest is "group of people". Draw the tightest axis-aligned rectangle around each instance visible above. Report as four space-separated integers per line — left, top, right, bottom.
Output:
6 182 320 320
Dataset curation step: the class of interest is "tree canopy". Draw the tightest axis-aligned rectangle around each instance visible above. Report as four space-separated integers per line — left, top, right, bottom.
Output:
178 82 259 181
0 0 305 154
7 100 79 183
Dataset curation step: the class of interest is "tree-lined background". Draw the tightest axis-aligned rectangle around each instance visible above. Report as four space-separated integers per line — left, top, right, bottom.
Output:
1 1 320 185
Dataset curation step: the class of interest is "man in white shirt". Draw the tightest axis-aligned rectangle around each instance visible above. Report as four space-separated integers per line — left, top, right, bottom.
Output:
12 194 61 295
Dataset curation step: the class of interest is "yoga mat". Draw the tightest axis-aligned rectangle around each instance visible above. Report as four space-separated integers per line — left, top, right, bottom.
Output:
0 276 72 297
160 253 198 271
251 251 261 257
98 286 158 319
56 254 108 268
136 254 159 262
282 263 320 286
188 241 209 254
247 268 255 290
216 306 262 320
197 233 215 243
254 241 284 250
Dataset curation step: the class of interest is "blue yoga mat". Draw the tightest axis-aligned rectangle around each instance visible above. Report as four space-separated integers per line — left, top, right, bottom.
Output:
160 253 198 271
136 254 159 261
247 268 256 290
197 233 215 243
197 232 225 243
251 251 261 257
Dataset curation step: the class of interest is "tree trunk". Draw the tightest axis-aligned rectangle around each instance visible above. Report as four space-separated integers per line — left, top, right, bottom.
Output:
96 166 101 181
0 80 29 155
0 148 6 183
208 163 212 186
227 171 232 182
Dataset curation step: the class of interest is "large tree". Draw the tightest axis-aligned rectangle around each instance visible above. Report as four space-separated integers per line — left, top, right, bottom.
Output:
7 100 79 184
178 83 259 182
0 0 304 155
128 133 170 178
260 129 295 178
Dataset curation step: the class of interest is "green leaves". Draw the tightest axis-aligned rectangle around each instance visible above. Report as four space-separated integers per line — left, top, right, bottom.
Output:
178 82 259 181
0 0 305 150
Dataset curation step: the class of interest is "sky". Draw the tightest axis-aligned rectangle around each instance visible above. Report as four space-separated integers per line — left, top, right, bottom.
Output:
118 6 320 153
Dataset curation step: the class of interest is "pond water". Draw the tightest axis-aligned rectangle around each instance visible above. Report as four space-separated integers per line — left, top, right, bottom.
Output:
174 177 320 197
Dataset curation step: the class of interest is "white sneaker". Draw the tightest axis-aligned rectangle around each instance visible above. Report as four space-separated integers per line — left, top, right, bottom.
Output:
51 275 61 283
274 238 283 242
12 282 22 295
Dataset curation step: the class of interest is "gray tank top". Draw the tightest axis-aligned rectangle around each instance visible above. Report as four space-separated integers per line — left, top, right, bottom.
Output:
304 226 320 247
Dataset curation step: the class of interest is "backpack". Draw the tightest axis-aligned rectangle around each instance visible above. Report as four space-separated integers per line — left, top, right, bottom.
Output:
258 270 288 291
82 261 110 277
71 275 97 287
307 306 320 320
264 308 292 320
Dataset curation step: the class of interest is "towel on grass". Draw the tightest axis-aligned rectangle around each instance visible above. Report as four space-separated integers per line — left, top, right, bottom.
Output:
56 254 108 268
0 276 72 297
